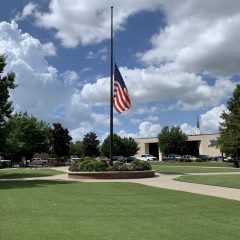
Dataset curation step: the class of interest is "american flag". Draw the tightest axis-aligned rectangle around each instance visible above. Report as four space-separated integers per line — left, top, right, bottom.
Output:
113 63 131 113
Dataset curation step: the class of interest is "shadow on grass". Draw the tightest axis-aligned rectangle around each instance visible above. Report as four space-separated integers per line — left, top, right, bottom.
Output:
0 173 60 179
0 180 75 190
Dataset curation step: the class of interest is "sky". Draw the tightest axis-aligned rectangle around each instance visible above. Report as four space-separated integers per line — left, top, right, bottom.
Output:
0 0 239 142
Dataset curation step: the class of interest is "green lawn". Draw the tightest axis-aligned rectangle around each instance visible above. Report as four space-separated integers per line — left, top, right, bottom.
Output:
176 174 240 189
0 168 63 179
1 181 240 240
152 162 240 174
152 161 234 167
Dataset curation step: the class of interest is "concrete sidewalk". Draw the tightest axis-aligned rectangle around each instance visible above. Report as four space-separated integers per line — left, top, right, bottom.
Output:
1 166 240 201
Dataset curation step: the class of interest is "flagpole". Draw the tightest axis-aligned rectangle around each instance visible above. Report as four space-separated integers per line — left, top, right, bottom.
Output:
110 6 114 166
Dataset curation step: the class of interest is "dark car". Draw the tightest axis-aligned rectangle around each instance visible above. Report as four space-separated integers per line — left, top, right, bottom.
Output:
112 156 125 162
198 155 214 161
124 156 137 163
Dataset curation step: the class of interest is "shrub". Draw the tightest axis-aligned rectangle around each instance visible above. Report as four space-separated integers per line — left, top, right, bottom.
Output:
130 160 152 171
111 161 129 171
79 160 108 172
68 163 79 172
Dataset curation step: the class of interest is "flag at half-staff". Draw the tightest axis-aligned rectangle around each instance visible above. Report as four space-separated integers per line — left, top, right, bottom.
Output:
113 63 131 113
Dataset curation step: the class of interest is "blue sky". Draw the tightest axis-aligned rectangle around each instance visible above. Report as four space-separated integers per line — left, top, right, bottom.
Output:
1 0 239 142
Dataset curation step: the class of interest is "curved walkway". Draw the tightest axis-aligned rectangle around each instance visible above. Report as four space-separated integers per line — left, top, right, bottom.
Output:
2 166 240 201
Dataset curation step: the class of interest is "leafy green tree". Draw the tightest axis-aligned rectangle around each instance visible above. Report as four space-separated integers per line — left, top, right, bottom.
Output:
219 84 240 158
70 141 83 157
4 112 51 160
158 126 187 156
101 134 139 157
51 123 72 158
82 132 100 157
122 137 139 157
0 55 16 153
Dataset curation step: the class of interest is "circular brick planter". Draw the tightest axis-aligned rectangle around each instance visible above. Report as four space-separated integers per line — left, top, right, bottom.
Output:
68 170 156 179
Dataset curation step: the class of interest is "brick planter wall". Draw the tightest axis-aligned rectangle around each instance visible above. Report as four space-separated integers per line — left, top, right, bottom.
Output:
68 170 155 179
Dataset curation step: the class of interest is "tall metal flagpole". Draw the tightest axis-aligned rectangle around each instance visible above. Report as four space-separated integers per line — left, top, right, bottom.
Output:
110 6 114 166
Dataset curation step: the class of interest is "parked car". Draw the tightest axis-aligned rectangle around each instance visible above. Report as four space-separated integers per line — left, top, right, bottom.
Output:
136 154 157 161
0 159 13 168
214 156 233 162
198 155 214 161
113 156 125 162
28 158 48 167
69 155 80 164
163 154 182 161
183 155 197 161
124 156 137 163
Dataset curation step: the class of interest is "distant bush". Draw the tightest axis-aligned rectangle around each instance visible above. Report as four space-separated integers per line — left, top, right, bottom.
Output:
111 161 129 171
79 159 108 172
130 160 152 171
0 160 12 169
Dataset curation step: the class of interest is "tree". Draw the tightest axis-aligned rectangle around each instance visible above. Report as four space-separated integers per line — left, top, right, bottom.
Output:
70 141 83 157
82 132 100 157
122 137 139 157
158 126 187 156
51 123 72 158
219 84 240 159
4 112 51 160
0 55 16 152
101 134 139 157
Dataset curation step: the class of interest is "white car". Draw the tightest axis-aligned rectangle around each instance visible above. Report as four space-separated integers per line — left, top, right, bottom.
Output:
137 154 157 161
183 155 197 161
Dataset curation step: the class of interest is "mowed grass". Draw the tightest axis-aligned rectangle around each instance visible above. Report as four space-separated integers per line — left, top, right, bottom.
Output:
176 174 240 189
151 162 240 174
0 168 64 179
1 181 240 240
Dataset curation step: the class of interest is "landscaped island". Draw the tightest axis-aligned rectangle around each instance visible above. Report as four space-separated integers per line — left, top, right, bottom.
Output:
68 159 155 179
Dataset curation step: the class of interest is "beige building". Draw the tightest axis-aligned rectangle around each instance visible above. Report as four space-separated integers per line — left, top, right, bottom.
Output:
135 133 221 161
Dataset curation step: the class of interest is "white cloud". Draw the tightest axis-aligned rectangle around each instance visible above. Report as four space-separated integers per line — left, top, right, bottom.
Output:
118 121 162 139
140 0 240 76
145 115 159 122
200 105 227 133
42 42 57 56
61 70 79 85
0 21 92 131
15 2 38 21
79 64 236 110
180 123 197 135
138 121 162 137
33 0 162 47
86 48 108 61
70 123 92 142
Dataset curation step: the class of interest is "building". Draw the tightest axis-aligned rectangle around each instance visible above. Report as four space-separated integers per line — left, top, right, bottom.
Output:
135 133 221 161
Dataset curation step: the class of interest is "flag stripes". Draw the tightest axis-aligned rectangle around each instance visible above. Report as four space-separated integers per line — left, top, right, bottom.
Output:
113 63 131 113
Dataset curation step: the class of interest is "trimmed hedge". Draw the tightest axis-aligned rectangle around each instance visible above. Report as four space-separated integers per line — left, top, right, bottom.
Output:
69 159 152 172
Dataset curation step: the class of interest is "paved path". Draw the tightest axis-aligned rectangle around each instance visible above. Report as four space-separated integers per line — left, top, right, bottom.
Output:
1 166 240 201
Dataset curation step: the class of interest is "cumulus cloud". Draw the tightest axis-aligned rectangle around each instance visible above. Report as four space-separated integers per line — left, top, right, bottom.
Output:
61 70 79 85
42 42 57 56
200 104 227 133
33 0 162 47
86 48 108 61
180 123 197 135
15 2 38 21
118 121 162 139
0 21 92 130
140 0 240 76
78 64 235 110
